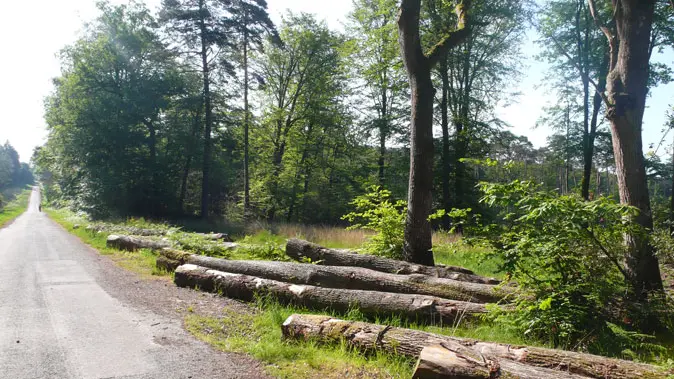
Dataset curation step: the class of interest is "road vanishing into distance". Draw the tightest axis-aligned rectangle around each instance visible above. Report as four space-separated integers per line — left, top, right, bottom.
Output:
0 187 266 379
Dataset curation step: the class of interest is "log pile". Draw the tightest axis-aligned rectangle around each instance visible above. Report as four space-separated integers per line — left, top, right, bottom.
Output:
182 255 512 302
286 238 500 285
174 264 490 324
282 314 671 379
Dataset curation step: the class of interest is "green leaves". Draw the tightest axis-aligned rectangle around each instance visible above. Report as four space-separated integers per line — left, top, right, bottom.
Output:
342 185 406 259
467 178 649 350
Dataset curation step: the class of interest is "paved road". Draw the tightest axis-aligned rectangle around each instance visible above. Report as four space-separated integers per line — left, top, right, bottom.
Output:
0 188 265 379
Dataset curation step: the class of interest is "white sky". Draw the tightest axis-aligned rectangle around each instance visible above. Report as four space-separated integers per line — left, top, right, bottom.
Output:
0 0 672 163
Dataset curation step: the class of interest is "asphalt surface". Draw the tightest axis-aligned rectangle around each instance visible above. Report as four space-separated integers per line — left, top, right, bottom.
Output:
0 187 267 379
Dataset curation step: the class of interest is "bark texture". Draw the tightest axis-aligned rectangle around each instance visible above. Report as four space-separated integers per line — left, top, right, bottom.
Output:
397 0 471 265
156 248 192 272
282 314 670 379
174 264 489 324
286 239 499 284
106 235 172 251
588 0 663 295
412 344 589 379
184 256 512 302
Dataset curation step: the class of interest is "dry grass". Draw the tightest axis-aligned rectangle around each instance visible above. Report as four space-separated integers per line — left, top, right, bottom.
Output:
244 221 372 249
244 221 461 250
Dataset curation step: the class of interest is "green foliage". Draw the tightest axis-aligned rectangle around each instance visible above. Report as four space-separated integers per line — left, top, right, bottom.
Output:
0 189 31 228
461 179 655 352
342 186 405 259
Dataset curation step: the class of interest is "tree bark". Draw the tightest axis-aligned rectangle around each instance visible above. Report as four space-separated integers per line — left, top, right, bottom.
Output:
439 57 452 231
592 0 663 295
199 1 212 219
183 255 512 302
398 0 471 265
285 239 500 284
243 10 251 220
583 52 609 200
174 264 490 324
282 314 671 379
106 234 172 251
412 345 589 379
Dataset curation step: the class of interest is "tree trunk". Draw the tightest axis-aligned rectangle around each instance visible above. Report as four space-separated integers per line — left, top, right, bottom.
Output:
285 239 500 284
403 71 436 265
106 235 172 251
199 7 212 219
179 110 201 213
583 52 609 200
670 133 674 236
412 345 588 379
378 87 388 185
397 0 470 265
601 0 662 295
439 58 451 231
282 314 671 379
243 13 251 220
183 255 512 302
175 264 489 324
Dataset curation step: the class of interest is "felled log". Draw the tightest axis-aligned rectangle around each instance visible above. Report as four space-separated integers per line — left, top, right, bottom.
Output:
156 249 192 272
106 234 172 251
174 264 488 324
412 344 589 379
286 239 499 285
185 256 513 303
282 314 670 379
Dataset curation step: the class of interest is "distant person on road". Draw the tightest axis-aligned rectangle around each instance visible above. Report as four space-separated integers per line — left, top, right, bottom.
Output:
39 204 42 212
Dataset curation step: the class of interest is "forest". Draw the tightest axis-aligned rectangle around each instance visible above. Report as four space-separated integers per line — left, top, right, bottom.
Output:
30 0 674 375
0 141 34 205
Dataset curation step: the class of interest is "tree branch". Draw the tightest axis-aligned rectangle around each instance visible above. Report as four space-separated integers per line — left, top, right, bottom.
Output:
426 0 472 67
546 32 611 107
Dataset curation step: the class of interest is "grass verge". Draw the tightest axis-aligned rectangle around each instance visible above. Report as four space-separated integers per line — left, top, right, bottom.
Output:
45 208 170 278
0 189 31 228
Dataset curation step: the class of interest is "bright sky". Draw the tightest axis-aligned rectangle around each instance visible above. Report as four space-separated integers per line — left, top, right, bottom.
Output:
0 0 672 163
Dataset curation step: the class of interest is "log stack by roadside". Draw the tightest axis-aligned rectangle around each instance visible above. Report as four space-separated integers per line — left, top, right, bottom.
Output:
286 238 500 285
174 264 491 324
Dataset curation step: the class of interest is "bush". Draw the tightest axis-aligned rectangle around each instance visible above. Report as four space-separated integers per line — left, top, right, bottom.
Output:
459 180 661 353
342 186 406 259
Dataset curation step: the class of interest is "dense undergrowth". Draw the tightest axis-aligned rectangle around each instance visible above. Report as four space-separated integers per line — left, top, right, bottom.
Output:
45 202 674 377
0 188 31 228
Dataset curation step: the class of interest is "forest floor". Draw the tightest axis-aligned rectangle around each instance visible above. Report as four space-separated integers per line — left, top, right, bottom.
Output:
45 208 674 378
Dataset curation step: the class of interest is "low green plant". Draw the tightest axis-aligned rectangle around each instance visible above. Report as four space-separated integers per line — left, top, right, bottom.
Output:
457 179 666 355
342 186 406 259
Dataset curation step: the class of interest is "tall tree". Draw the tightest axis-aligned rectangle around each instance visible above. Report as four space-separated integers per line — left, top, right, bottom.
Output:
225 0 278 219
539 0 609 200
160 0 231 218
587 0 663 296
397 0 471 265
347 0 407 186
430 0 526 229
254 13 349 222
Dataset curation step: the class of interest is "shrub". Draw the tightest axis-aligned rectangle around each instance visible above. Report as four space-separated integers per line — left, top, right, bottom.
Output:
342 186 406 259
459 180 661 353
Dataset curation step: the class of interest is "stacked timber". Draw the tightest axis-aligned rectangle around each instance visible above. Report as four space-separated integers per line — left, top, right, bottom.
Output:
282 314 671 379
174 264 490 324
286 238 500 285
180 255 513 302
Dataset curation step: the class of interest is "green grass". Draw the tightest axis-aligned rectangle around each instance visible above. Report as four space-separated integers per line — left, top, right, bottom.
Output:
186 301 415 379
46 208 170 278
0 189 31 228
433 242 505 279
